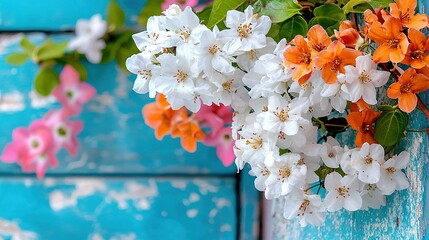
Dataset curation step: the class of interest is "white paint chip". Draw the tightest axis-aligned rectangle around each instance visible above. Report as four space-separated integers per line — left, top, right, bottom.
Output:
0 91 25 112
186 209 198 218
28 90 55 108
0 218 37 240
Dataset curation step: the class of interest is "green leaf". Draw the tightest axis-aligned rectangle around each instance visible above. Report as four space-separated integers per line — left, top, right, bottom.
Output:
197 6 212 24
6 52 29 66
374 109 409 147
102 30 134 63
377 104 395 112
36 40 68 61
254 0 302 23
343 0 370 14
20 36 35 54
107 0 126 31
138 0 163 26
267 23 281 42
66 59 88 81
369 0 393 9
207 0 246 29
115 37 139 72
34 68 60 96
309 4 346 35
349 3 373 13
279 15 308 41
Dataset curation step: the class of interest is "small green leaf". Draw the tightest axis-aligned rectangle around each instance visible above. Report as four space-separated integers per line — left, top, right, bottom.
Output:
309 4 346 35
349 3 373 13
138 0 163 27
34 68 60 96
279 15 308 41
66 59 88 81
343 0 370 14
369 0 393 9
267 23 281 42
207 0 246 29
107 0 126 31
36 40 68 61
20 36 35 54
6 52 29 66
197 6 212 24
115 37 139 72
374 109 409 147
377 104 395 112
102 30 134 63
254 0 302 23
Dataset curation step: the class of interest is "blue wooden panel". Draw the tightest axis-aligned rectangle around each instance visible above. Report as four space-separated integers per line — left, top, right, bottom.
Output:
0 0 146 31
271 1 429 239
0 33 236 175
0 177 237 239
240 166 260 240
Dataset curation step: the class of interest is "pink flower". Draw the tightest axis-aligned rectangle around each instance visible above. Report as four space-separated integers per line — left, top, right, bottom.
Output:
1 120 57 178
204 127 235 166
162 0 199 11
43 110 83 156
52 65 96 116
195 104 233 132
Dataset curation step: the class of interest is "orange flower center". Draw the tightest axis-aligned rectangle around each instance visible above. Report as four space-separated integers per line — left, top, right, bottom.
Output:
400 83 412 93
411 50 424 60
312 43 326 52
332 57 342 69
388 39 399 48
237 23 252 38
301 53 312 65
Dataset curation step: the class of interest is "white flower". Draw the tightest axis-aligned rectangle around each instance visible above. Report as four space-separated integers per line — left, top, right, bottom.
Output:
351 143 384 184
265 153 307 199
132 16 171 54
219 6 271 54
321 74 350 113
69 14 107 63
320 137 343 168
298 154 321 183
324 172 362 212
344 55 390 105
377 151 410 195
194 27 235 76
283 189 326 227
236 37 276 72
126 53 160 98
163 4 182 17
155 54 202 112
249 161 271 191
360 184 386 210
211 70 245 106
234 122 275 166
257 94 309 136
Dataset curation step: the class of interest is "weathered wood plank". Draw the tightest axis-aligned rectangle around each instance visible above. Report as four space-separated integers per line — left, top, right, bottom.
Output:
0 0 146 31
0 177 237 240
270 1 429 239
239 166 260 240
0 33 236 175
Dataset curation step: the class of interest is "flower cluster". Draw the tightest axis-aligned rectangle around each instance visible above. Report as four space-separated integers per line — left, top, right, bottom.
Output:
143 94 235 166
126 3 427 226
1 65 95 178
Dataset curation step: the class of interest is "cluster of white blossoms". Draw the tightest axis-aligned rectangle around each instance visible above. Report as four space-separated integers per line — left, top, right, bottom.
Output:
126 4 411 227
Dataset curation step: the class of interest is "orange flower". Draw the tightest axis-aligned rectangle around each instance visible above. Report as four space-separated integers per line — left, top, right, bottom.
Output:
364 7 385 25
350 98 372 112
389 0 428 30
402 28 429 69
284 35 315 82
307 25 331 53
387 68 429 112
143 94 187 140
315 41 361 84
172 120 205 153
346 108 381 147
334 21 362 49
368 17 409 63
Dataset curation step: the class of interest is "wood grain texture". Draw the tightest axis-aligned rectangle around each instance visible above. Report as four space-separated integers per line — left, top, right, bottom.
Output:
270 1 429 239
0 0 147 31
0 177 237 240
